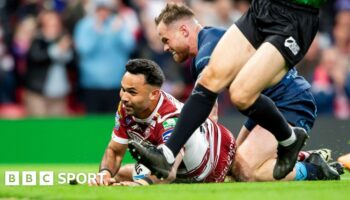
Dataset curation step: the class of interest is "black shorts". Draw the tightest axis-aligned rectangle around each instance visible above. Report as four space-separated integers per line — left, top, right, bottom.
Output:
235 0 319 67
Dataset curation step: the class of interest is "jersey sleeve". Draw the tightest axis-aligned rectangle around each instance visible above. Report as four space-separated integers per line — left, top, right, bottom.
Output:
243 118 257 131
112 102 129 144
193 41 215 78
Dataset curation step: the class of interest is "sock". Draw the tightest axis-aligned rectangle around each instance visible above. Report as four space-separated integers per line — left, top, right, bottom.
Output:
158 144 175 164
295 161 319 180
240 94 294 143
295 162 307 181
166 83 218 156
279 130 296 147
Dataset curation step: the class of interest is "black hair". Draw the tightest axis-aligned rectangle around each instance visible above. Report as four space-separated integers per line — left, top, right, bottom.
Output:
125 59 165 87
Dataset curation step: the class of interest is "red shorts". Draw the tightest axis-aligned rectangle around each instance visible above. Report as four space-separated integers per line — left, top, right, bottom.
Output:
204 124 236 182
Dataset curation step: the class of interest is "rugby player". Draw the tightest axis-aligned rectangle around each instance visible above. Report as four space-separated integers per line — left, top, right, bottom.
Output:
90 58 236 186
130 3 340 181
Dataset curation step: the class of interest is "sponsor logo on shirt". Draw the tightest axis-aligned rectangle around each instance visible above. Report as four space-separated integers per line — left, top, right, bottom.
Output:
162 129 173 142
125 117 132 125
162 118 178 129
284 36 300 56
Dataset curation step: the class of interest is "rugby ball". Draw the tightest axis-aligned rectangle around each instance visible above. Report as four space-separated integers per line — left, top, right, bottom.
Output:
132 163 151 181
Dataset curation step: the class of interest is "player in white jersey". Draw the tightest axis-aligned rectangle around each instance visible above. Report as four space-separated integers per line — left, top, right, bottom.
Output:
90 58 235 186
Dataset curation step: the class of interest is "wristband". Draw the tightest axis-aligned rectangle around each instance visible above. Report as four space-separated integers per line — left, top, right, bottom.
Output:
99 168 114 176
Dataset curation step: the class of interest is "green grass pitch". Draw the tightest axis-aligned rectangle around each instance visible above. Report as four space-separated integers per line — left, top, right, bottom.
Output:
0 164 349 200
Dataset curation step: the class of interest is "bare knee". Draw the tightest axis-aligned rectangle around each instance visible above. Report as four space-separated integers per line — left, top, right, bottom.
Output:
229 85 257 110
198 62 238 93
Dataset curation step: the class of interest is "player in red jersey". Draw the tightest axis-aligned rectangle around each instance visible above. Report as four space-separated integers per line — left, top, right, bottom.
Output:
90 58 236 186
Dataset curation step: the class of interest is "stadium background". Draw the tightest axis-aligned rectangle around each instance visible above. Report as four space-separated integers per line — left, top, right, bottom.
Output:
0 0 349 199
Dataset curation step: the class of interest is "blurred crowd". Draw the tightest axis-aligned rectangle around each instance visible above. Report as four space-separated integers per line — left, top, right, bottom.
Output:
0 0 349 119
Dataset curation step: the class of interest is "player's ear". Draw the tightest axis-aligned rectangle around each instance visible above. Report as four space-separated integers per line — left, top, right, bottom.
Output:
149 89 160 100
180 25 189 37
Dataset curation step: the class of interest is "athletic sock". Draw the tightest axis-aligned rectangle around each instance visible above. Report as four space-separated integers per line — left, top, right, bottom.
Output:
279 130 296 147
295 162 308 180
158 144 175 164
240 94 294 143
295 161 320 181
165 83 218 157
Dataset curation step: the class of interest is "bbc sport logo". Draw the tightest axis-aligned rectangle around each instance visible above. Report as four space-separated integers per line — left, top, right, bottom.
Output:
5 171 105 186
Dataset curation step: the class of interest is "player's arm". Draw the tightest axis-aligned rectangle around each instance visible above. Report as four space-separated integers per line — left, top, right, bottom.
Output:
151 150 183 184
116 152 184 186
117 117 186 186
92 140 127 186
236 118 258 147
209 100 219 122
236 126 250 147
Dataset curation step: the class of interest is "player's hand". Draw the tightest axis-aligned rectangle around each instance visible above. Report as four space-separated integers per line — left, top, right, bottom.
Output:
89 171 115 186
113 181 142 186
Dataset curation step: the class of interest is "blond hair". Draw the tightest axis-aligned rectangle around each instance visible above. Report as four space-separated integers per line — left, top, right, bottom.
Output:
155 3 195 26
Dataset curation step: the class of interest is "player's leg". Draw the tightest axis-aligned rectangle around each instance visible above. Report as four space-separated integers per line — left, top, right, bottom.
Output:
228 42 308 180
198 25 256 92
229 42 293 142
233 125 294 181
233 126 277 181
235 131 319 162
249 149 340 181
228 0 322 180
229 42 288 109
233 125 340 181
236 122 254 147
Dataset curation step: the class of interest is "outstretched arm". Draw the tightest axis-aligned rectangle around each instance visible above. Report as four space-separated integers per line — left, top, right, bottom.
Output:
91 140 127 186
209 100 219 122
236 126 251 147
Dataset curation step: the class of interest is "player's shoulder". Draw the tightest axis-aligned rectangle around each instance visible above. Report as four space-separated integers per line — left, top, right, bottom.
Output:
195 27 226 63
115 102 134 127
157 91 182 115
155 91 182 123
150 92 182 142
198 27 226 44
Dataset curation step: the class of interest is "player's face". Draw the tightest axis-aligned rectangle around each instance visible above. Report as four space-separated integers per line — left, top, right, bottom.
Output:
157 21 190 63
120 72 157 117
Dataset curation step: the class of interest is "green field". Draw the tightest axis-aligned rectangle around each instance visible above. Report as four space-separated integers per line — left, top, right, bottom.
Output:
1 117 349 199
0 164 349 200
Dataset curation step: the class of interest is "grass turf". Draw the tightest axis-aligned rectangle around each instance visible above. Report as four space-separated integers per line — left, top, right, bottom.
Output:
0 164 349 200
